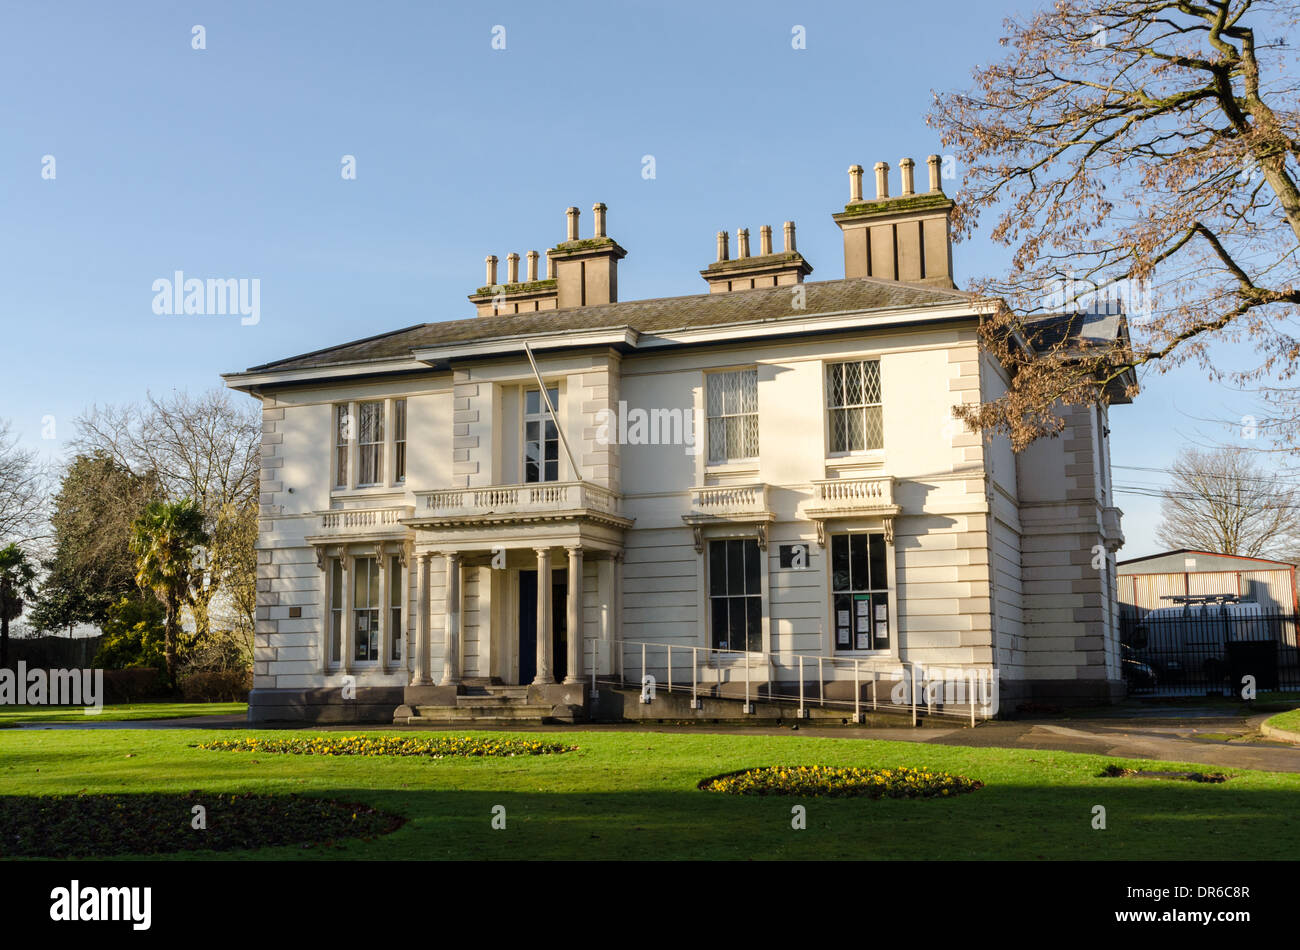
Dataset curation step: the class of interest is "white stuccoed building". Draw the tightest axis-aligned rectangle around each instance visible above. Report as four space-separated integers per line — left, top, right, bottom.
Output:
224 157 1134 724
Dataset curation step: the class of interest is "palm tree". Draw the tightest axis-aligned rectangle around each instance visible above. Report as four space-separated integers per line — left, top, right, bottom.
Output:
0 544 38 667
129 499 208 689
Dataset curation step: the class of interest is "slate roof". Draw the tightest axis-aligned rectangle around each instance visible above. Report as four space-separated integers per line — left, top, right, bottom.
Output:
1021 310 1126 350
244 277 973 373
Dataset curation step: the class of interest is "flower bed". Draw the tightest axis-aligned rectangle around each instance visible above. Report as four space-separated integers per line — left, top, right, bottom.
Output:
195 734 575 758
0 792 401 858
699 765 982 799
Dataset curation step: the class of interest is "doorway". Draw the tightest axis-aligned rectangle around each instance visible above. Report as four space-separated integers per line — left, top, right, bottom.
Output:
517 568 567 684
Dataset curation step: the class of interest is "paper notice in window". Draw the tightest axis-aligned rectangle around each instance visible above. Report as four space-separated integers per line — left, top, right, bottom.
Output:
837 627 850 647
875 603 887 621
855 599 870 618
837 610 850 627
855 630 870 649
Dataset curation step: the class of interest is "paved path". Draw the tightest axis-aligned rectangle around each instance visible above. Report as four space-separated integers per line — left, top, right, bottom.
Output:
902 711 1300 773
12 714 247 730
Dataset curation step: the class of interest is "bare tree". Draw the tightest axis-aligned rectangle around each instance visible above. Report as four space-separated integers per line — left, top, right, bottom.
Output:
0 418 48 547
1156 446 1299 556
73 389 260 643
929 0 1300 450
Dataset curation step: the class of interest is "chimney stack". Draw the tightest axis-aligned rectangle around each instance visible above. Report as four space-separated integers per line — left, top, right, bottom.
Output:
833 155 956 288
485 255 498 286
927 154 942 192
505 253 519 284
899 157 915 196
848 165 865 203
874 162 890 199
550 201 626 308
526 250 539 282
700 220 812 293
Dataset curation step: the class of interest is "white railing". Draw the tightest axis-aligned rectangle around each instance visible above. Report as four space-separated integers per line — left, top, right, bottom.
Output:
319 506 412 532
586 637 987 725
416 481 620 517
808 476 895 512
687 483 770 516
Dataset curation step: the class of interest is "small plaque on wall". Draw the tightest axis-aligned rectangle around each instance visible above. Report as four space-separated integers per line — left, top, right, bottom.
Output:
288 607 302 618
777 544 811 569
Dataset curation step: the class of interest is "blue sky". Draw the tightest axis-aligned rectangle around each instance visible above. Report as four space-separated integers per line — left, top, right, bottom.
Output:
0 0 1288 557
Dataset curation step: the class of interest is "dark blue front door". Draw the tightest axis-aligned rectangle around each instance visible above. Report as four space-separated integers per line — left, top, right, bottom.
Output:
517 569 568 685
519 570 537 684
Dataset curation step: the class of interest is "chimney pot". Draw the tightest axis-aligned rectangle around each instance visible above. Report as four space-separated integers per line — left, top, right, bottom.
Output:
759 225 772 256
927 154 942 192
565 206 580 242
874 162 890 199
526 250 539 282
592 202 607 238
485 255 498 286
899 157 915 196
716 230 730 262
783 221 796 252
737 228 750 258
506 252 519 284
848 164 865 203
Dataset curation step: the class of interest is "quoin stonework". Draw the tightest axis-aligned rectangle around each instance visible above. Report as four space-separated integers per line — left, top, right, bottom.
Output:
224 156 1134 724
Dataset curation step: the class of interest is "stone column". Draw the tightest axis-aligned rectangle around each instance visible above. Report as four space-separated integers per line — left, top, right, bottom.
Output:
598 556 614 676
319 550 330 675
612 551 624 642
377 546 389 672
402 548 412 674
565 547 583 684
413 553 431 686
612 551 624 680
533 547 554 685
340 552 353 675
442 551 462 686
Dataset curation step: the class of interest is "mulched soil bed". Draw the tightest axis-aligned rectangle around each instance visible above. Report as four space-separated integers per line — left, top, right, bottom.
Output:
1100 764 1228 783
0 791 404 858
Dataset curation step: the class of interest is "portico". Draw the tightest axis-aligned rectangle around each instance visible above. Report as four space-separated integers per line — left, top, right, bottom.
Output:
394 491 630 718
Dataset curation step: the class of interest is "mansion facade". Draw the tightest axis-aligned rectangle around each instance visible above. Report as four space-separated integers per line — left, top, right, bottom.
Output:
225 156 1133 723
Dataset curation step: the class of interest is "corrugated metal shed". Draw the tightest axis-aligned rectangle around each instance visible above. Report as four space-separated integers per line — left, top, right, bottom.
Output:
1117 549 1298 615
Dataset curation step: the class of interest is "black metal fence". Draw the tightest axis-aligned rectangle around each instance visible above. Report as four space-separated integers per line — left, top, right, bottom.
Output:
1120 610 1300 696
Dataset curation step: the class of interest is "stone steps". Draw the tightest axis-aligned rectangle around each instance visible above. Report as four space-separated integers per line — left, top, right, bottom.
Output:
459 686 531 701
402 702 555 724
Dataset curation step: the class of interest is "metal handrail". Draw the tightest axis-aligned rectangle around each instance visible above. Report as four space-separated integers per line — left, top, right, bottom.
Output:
582 637 988 723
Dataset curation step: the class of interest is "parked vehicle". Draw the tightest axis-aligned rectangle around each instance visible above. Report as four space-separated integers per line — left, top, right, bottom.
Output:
1129 598 1269 687
1120 642 1158 692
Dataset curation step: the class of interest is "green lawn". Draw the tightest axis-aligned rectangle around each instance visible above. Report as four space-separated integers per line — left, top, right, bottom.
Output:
0 702 246 724
4 727 1300 860
1264 708 1300 735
